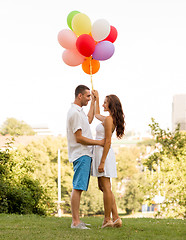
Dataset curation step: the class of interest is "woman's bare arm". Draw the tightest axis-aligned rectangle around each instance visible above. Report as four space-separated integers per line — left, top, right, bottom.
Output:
93 90 106 122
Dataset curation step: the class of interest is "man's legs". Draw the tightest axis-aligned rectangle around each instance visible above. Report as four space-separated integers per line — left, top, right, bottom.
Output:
71 188 83 226
71 156 91 226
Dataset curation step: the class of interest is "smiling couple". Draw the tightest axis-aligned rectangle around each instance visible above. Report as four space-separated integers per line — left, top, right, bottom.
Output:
66 85 125 229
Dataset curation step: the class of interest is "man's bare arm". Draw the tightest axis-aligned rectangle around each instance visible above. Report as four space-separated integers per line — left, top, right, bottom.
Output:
87 94 95 124
75 129 104 146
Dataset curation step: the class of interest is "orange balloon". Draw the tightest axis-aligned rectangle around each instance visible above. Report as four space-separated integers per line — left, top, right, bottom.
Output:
82 58 100 74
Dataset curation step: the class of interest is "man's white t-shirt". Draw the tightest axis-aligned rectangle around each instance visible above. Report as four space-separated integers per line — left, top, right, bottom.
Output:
66 103 93 163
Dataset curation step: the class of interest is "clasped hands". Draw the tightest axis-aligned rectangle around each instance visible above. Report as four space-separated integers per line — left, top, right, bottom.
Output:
91 90 99 101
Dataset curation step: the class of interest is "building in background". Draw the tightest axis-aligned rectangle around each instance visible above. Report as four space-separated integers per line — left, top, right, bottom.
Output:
31 124 53 135
172 94 186 131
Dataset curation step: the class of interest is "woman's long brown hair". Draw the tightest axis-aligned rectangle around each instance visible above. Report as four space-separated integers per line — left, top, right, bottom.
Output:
106 95 125 139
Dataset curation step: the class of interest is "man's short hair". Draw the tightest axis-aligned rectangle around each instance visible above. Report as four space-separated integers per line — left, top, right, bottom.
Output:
75 85 90 98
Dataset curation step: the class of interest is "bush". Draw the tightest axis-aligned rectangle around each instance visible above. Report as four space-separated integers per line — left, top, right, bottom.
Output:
0 139 50 215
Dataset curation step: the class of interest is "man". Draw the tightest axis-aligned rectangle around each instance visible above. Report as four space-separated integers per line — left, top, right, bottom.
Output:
66 85 104 229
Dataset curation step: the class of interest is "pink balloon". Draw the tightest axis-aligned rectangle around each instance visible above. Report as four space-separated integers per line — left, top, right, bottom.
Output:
58 29 77 49
92 41 115 61
62 49 85 66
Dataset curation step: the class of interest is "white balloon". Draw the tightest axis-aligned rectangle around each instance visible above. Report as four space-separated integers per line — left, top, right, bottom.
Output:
91 19 110 42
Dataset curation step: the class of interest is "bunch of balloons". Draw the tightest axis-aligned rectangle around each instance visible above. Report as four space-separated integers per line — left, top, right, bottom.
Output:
58 10 118 77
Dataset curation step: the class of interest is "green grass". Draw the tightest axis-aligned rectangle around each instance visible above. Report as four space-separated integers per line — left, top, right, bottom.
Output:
0 214 185 240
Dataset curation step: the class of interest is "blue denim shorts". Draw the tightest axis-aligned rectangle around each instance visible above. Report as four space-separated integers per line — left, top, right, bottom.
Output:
73 155 92 191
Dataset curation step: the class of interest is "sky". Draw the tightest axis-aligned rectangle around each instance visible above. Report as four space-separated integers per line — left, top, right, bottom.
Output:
0 0 186 136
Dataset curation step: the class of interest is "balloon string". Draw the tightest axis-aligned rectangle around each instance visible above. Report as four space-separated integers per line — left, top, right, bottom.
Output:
90 58 94 90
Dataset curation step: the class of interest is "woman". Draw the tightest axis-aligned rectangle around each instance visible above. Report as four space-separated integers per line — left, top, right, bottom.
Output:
91 90 125 228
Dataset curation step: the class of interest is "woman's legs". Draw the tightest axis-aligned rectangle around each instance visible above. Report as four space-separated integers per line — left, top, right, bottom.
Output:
98 177 119 222
98 177 113 223
111 192 120 221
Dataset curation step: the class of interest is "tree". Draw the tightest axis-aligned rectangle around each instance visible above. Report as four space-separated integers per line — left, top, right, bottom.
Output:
116 147 140 181
23 136 70 213
0 118 35 136
142 118 186 218
123 175 144 214
115 146 145 214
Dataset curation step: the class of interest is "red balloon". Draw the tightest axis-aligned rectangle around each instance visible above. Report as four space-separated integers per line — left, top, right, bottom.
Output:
76 34 96 57
103 26 118 43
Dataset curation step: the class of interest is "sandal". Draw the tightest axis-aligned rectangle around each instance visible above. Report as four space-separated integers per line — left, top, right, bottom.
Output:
113 218 122 228
101 220 113 228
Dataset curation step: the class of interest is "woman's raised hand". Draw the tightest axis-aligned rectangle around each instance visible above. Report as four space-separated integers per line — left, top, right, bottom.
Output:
92 90 99 99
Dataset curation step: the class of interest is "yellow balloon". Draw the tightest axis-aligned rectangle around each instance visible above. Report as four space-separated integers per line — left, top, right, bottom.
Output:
72 13 91 36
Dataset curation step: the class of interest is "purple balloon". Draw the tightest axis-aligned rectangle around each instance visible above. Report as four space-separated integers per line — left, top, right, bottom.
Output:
92 41 115 61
